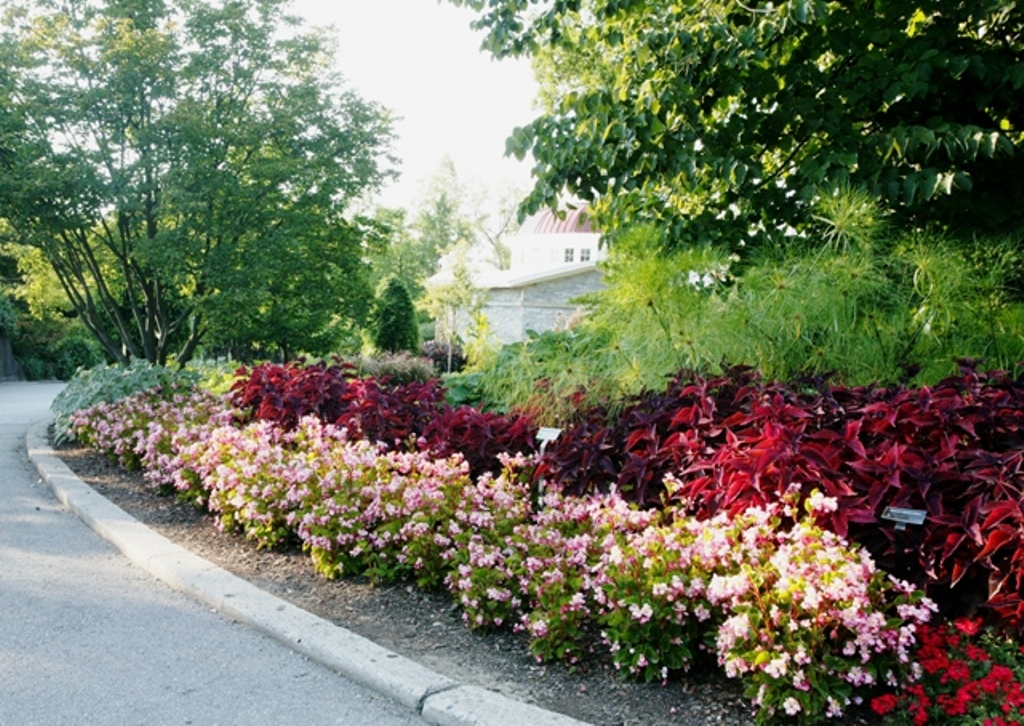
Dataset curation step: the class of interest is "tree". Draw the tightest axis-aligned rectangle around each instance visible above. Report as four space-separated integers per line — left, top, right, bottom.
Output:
1 243 77 322
449 0 1024 249
421 243 485 372
413 156 521 271
366 158 521 305
413 156 477 258
365 207 444 299
0 0 395 364
469 182 521 270
371 276 419 354
0 292 15 338
201 220 375 362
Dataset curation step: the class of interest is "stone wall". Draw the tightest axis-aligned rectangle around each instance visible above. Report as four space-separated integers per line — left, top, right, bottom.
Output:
478 288 521 344
0 335 24 381
480 269 604 344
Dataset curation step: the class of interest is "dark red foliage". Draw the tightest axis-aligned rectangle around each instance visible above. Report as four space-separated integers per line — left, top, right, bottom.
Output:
232 361 537 478
535 364 1024 632
535 367 775 507
230 360 355 430
333 377 448 448
232 360 449 445
420 340 466 374
423 406 537 479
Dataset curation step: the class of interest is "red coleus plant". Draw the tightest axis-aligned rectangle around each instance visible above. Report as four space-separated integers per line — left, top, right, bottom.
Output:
871 618 1024 725
333 377 447 447
230 359 356 429
422 405 536 480
232 360 538 479
536 364 1024 631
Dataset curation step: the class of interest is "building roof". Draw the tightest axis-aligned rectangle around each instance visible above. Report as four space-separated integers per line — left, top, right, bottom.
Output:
476 261 600 290
426 204 602 289
521 206 596 235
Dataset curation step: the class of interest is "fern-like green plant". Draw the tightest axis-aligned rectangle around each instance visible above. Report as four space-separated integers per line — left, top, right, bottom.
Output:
462 196 1024 423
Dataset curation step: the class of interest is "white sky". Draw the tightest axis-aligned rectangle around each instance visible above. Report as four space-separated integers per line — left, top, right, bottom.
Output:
290 0 540 211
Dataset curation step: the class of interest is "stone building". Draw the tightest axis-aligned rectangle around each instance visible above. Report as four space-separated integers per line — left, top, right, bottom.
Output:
443 205 605 345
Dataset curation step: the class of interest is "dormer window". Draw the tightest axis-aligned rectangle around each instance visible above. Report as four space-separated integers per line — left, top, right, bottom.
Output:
564 248 575 263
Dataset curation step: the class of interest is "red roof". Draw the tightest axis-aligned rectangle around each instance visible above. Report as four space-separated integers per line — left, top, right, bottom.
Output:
524 206 596 234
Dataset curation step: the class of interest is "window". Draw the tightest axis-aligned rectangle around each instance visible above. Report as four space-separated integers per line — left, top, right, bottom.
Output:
564 248 575 263
580 248 591 262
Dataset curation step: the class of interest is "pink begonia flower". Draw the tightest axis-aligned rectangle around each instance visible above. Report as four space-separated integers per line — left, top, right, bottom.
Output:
807 489 838 514
783 697 802 716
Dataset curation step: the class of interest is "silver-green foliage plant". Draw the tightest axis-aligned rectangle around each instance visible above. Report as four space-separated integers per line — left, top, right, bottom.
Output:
350 352 436 385
183 358 242 396
51 361 199 444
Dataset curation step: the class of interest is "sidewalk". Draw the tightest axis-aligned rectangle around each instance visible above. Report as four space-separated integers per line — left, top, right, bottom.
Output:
2 381 587 726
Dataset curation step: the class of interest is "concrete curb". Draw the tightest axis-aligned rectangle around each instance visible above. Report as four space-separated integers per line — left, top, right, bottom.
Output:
27 421 589 726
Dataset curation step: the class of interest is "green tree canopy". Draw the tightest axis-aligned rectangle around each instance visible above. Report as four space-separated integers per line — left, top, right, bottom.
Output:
450 0 1024 249
0 0 395 364
365 207 446 300
0 293 16 337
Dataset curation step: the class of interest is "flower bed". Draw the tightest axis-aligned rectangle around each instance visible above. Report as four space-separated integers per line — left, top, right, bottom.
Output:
71 379 950 725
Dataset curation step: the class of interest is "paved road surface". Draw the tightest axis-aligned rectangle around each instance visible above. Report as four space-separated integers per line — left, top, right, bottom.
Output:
0 381 425 726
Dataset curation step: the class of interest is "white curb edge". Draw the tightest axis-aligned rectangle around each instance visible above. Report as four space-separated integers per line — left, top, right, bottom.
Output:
27 421 590 726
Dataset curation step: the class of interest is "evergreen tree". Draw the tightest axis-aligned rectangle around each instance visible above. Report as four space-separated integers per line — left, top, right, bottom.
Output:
372 278 420 354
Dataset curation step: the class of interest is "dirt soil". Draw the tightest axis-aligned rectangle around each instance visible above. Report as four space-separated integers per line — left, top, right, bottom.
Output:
53 442 880 725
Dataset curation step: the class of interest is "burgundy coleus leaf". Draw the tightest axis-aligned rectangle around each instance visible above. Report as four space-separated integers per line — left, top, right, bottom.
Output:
797 432 845 473
987 569 1016 602
624 427 657 453
982 500 1024 530
862 400 902 432
959 496 984 545
950 559 971 588
720 410 753 429
975 526 1018 562
941 532 967 565
865 478 897 511
842 419 867 458
670 403 707 428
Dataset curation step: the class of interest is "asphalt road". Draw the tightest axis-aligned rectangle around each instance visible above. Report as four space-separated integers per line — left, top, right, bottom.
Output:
0 381 426 726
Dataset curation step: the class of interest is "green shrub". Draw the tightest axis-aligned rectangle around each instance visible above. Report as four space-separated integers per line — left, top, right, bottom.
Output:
372 277 419 354
53 335 105 381
51 360 199 443
442 370 487 408
184 358 241 395
20 355 51 381
466 328 628 425
8 316 106 381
